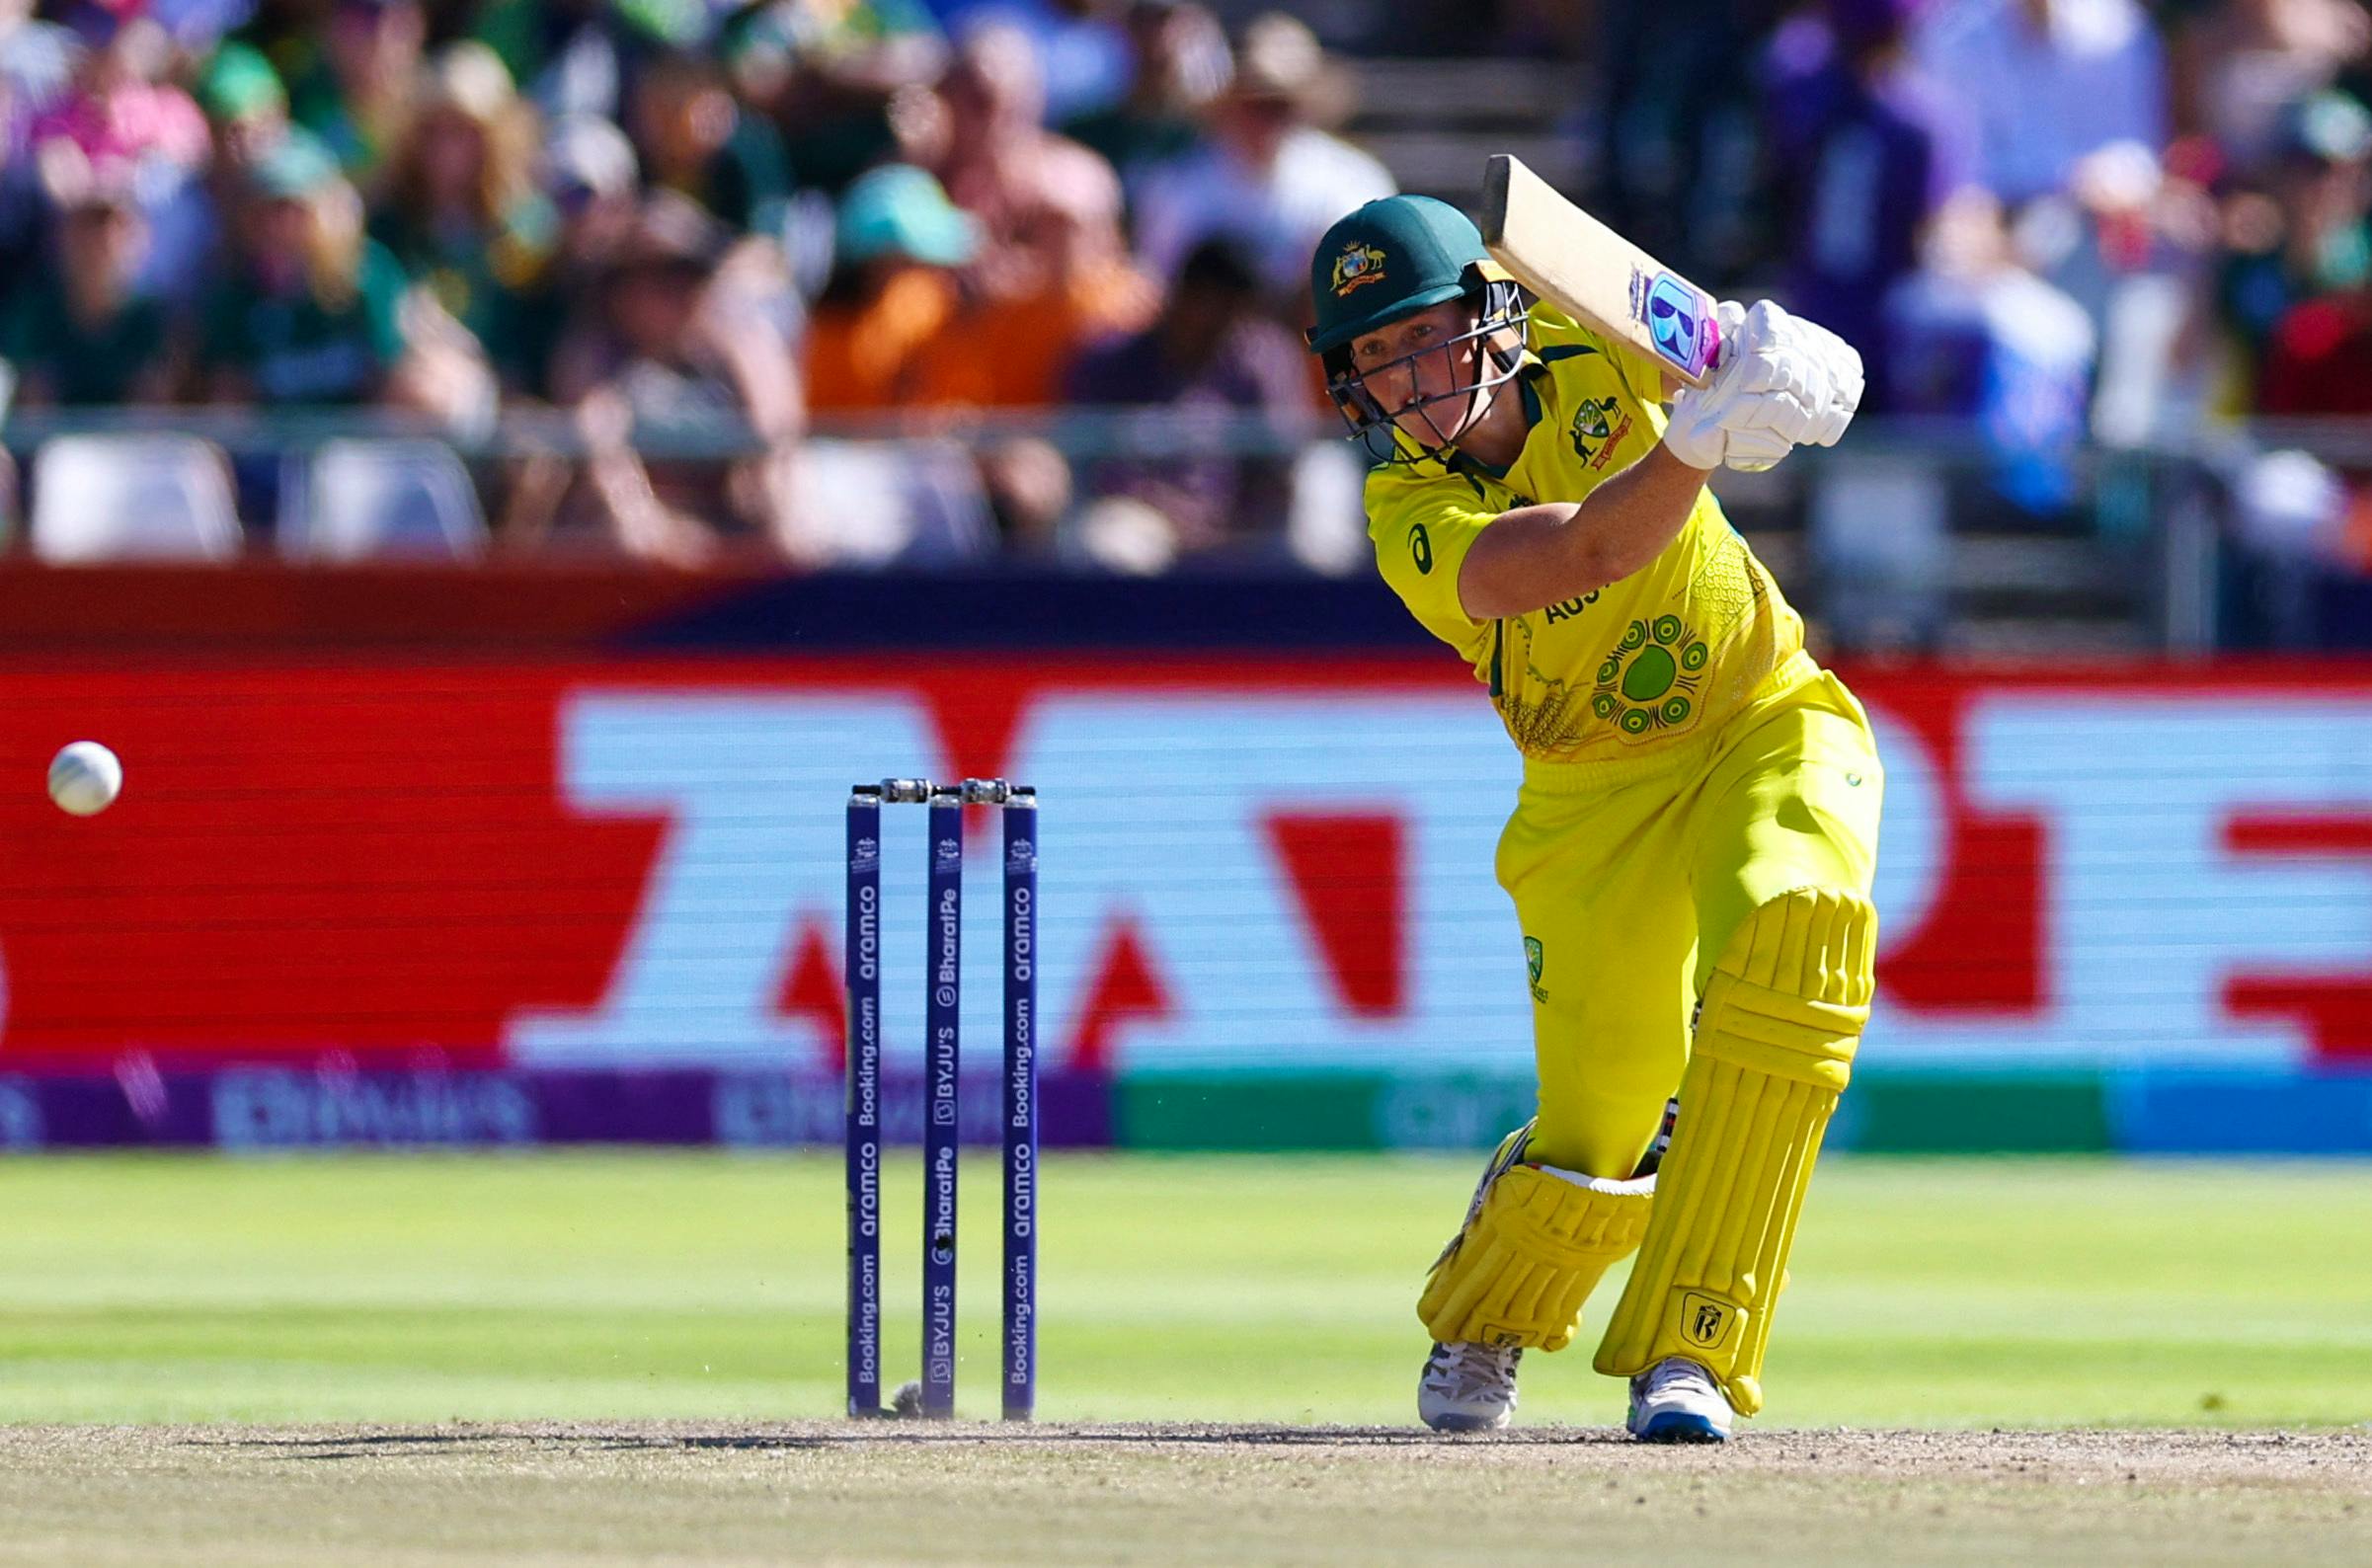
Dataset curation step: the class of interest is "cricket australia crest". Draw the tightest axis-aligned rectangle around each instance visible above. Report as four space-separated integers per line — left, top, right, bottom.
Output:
1568 395 1634 471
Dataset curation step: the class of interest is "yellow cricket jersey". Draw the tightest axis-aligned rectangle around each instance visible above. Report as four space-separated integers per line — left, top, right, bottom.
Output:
1366 305 1805 762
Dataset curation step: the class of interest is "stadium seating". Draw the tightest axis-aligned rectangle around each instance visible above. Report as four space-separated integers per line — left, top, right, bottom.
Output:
280 439 491 563
30 434 243 564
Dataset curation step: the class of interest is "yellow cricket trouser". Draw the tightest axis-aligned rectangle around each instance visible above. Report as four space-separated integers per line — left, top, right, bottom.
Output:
1495 656 1883 1180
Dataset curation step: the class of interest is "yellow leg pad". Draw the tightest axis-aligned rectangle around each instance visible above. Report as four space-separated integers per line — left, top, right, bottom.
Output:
1417 1165 1654 1352
1593 887 1875 1414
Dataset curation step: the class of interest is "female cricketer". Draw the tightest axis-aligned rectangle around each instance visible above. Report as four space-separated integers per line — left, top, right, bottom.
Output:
1305 196 1881 1442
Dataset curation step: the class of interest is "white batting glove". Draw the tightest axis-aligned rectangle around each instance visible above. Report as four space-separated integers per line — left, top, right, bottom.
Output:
1716 299 1863 452
1714 423 1797 474
1662 300 1863 472
1661 302 1760 470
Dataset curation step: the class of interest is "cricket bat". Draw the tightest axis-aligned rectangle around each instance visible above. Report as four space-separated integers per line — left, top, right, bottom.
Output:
1479 154 1722 388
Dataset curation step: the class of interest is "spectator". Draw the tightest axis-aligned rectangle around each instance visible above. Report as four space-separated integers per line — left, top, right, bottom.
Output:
501 110 641 400
488 110 641 539
1915 1 2198 444
2172 0 2370 178
1887 191 2098 514
1065 236 1308 563
198 127 486 421
2217 88 2372 375
540 190 804 566
2222 444 2364 645
879 19 1151 405
1586 0 1774 285
285 0 427 186
178 40 290 310
804 160 975 411
2260 281 2372 416
1912 0 2168 209
2218 89 2372 643
0 158 40 312
1 147 176 405
627 45 791 233
967 431 1070 557
1060 0 1229 196
1130 11 1392 302
142 0 248 54
371 42 555 392
192 39 288 172
542 109 642 240
30 2 208 172
927 21 1113 294
470 0 650 123
2 0 80 159
954 169 1153 404
725 0 946 196
32 3 215 300
1763 0 1977 411
2254 92 2372 413
0 0 81 298
931 0 1133 126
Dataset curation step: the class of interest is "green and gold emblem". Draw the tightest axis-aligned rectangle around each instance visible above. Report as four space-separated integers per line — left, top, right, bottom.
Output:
1569 397 1613 454
1330 242 1387 296
1592 616 1709 737
1568 395 1633 470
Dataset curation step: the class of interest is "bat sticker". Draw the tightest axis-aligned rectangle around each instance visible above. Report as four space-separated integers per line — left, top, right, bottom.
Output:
1631 270 1718 381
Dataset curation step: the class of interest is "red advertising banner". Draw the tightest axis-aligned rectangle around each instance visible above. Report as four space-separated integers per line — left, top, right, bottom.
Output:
1854 664 2372 1068
0 657 2364 1078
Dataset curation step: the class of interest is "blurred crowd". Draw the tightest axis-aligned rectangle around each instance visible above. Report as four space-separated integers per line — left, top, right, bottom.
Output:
1502 0 2372 636
0 0 1382 567
1732 0 2372 614
0 0 2368 594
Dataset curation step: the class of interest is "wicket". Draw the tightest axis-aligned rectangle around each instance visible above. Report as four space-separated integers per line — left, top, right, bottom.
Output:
844 778 1038 1422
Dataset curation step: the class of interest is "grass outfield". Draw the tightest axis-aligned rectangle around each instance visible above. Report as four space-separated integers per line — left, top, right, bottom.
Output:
0 1151 2364 1430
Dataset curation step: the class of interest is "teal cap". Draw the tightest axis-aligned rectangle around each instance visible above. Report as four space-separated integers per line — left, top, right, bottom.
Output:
836 164 980 269
1305 195 1493 355
195 42 286 122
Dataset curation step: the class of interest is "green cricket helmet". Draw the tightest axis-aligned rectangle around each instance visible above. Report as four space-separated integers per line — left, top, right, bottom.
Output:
1305 196 1529 462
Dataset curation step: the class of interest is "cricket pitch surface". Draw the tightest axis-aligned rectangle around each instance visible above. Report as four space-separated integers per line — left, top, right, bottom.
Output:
0 1423 2358 1566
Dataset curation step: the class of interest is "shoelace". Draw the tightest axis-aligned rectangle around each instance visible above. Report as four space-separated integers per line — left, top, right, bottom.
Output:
1637 1358 1717 1401
1426 1343 1521 1401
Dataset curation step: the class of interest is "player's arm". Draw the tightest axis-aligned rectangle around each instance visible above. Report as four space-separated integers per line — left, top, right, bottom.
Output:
1456 444 1711 618
1457 296 1866 618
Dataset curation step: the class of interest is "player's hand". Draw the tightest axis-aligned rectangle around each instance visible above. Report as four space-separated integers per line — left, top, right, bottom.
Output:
1663 301 1861 472
1715 423 1796 473
1717 299 1862 451
1662 303 1779 469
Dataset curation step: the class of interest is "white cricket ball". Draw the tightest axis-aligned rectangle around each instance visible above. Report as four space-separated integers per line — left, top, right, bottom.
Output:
47 742 122 817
